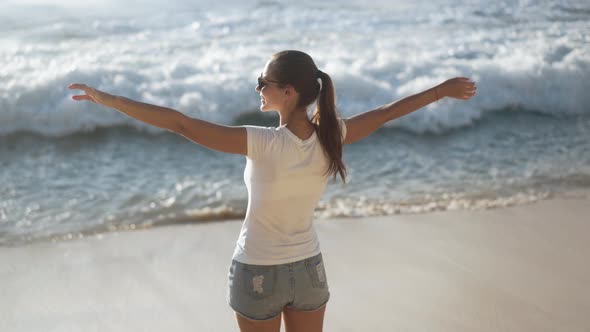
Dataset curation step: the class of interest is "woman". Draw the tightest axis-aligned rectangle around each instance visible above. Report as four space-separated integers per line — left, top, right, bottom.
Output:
69 50 476 332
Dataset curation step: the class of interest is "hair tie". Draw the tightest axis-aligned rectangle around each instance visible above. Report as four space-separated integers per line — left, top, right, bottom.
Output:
316 69 324 91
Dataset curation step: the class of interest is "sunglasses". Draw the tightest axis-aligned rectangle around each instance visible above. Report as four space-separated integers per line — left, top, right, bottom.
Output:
257 73 282 89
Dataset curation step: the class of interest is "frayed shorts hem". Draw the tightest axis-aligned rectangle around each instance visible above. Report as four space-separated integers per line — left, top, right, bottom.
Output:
230 302 281 321
230 296 329 322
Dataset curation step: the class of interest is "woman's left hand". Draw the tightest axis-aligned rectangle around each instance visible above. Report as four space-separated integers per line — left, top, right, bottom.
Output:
437 77 477 100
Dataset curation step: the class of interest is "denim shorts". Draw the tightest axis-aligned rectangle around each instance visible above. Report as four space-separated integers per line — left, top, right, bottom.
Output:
227 252 330 321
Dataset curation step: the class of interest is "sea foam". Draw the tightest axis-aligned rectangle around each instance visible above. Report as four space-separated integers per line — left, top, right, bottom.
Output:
1 0 588 137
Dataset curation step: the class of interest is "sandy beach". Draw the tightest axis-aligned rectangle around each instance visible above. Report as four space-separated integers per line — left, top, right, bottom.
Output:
1 197 589 332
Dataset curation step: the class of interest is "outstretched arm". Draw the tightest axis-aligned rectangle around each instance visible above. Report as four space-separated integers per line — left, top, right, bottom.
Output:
342 77 476 144
68 84 247 155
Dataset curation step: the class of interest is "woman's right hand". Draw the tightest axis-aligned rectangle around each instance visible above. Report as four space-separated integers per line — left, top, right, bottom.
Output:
68 83 116 106
437 77 477 100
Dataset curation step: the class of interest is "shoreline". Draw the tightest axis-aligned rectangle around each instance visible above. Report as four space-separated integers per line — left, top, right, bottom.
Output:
6 193 588 248
1 197 589 331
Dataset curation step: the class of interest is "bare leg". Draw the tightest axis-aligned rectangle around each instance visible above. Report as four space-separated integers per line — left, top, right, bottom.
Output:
235 311 282 332
282 303 327 332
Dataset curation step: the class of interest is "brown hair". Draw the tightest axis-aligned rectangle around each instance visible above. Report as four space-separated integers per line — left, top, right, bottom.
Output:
270 50 346 183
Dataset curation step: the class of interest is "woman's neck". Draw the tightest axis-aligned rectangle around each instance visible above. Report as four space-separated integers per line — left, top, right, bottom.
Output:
278 108 315 138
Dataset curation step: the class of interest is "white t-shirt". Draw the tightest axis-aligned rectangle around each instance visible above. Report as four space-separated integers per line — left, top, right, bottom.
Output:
231 118 347 265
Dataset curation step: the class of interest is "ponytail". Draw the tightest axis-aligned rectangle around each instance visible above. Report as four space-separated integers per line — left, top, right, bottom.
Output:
311 70 347 183
269 50 347 183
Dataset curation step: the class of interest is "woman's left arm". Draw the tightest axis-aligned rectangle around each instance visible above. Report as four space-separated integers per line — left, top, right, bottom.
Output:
342 77 476 144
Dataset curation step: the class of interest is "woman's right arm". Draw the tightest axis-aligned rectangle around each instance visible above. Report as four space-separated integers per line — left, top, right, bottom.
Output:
342 77 476 144
68 83 247 155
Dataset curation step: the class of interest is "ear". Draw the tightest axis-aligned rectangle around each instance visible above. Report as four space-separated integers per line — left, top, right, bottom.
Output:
284 85 296 96
283 84 295 96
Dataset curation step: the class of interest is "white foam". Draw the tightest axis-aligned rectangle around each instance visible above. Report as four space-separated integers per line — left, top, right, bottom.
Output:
1 0 589 136
315 191 553 218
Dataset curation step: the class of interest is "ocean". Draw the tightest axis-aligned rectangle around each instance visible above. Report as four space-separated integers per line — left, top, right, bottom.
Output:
1 0 589 246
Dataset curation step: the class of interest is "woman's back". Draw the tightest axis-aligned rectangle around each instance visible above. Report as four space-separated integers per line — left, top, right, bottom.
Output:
232 120 346 265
